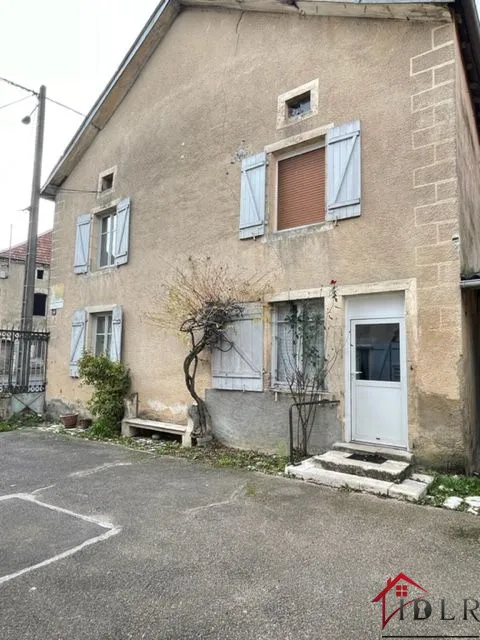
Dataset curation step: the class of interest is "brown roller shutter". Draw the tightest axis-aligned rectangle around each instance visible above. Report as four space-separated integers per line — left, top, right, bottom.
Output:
277 147 326 231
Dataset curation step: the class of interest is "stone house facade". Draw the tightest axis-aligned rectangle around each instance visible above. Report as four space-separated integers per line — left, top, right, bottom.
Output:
0 230 52 331
41 0 480 470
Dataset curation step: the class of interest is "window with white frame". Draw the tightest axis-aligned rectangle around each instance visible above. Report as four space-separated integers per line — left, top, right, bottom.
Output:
273 299 325 388
93 313 113 357
73 198 130 274
69 306 123 377
98 210 117 268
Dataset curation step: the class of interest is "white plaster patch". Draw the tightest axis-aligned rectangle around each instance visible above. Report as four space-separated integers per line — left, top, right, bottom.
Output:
0 493 120 586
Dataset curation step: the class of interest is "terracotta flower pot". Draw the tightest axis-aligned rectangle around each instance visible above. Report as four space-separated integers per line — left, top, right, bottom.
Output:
60 413 78 428
78 418 92 430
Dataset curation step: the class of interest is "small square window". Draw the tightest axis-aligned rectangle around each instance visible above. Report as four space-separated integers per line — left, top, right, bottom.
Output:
36 269 44 280
97 167 116 196
277 79 318 129
100 173 114 192
93 313 113 357
286 92 311 119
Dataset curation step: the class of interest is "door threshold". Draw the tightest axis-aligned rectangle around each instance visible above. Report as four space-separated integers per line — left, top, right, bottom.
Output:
332 441 413 463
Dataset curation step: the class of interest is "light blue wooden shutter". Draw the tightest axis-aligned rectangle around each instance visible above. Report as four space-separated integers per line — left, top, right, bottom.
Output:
211 303 263 391
109 305 123 362
70 309 87 377
73 214 91 273
115 198 130 266
326 120 361 220
239 153 267 239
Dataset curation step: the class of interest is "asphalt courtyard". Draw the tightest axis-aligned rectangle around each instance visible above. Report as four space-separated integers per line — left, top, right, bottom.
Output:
1 430 480 640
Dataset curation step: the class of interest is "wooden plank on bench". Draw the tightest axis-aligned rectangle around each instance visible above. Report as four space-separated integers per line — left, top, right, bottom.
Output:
125 418 186 433
121 416 193 448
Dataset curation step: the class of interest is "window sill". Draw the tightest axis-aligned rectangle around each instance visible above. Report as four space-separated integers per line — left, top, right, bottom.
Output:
79 266 119 279
278 110 316 130
269 388 338 403
268 219 334 241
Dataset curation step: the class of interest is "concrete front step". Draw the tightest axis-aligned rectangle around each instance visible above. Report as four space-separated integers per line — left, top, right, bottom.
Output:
285 458 432 502
332 441 413 463
314 449 411 483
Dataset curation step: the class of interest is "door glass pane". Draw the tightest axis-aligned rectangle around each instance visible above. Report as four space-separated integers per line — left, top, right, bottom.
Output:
355 323 400 382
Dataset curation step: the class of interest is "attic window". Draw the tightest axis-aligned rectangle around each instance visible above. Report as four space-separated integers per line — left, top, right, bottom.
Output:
277 79 319 129
97 166 116 197
101 173 114 192
37 269 44 280
286 92 311 119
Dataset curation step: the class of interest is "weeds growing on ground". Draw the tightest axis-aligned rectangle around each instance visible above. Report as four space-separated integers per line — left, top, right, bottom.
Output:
427 473 480 507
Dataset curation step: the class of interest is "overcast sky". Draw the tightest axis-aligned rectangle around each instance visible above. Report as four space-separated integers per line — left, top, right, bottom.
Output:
0 0 159 249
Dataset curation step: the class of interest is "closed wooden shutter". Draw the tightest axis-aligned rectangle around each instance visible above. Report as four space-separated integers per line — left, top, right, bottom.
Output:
211 303 263 391
326 120 361 220
277 147 325 231
69 309 87 378
115 198 130 266
109 305 123 362
73 214 91 274
239 153 267 239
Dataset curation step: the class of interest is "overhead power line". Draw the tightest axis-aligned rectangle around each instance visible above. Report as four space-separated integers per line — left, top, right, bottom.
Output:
0 76 87 118
0 76 37 96
0 95 33 110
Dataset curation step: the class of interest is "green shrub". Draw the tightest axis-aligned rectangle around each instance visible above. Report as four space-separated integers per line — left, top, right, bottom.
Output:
78 353 130 437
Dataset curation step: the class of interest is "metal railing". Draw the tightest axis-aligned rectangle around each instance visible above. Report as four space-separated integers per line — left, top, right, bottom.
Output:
0 327 49 393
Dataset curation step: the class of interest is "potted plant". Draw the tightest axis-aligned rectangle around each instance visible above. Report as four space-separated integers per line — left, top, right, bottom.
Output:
60 413 78 428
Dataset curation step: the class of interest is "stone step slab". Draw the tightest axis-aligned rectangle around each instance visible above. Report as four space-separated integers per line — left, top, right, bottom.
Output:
285 458 432 502
314 449 411 483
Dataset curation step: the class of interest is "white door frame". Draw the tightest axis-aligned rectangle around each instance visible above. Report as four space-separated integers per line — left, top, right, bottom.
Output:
344 293 408 449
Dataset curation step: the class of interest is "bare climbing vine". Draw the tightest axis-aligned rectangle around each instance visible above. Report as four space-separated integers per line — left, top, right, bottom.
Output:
281 282 341 458
151 258 270 438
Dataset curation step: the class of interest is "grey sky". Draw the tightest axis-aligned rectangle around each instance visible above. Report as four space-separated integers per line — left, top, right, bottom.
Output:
0 0 159 249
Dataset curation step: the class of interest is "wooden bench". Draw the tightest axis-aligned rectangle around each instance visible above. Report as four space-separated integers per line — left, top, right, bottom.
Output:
121 417 193 448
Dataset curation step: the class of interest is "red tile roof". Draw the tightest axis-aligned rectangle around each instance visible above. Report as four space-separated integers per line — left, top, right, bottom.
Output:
0 230 52 265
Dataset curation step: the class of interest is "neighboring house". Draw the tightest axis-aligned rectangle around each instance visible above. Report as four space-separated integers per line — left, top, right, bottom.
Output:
0 230 52 330
41 0 480 471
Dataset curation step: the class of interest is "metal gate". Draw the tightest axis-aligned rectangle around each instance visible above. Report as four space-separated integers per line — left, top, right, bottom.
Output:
0 327 49 414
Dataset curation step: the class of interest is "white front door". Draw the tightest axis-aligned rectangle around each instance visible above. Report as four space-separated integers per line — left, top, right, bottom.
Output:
347 294 407 449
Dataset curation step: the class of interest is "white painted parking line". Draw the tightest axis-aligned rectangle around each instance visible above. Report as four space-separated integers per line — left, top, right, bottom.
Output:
0 493 121 586
31 484 56 494
69 462 132 478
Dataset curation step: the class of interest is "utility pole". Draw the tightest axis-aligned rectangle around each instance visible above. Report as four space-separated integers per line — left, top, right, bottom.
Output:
21 85 46 332
18 85 46 388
